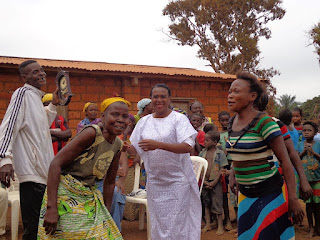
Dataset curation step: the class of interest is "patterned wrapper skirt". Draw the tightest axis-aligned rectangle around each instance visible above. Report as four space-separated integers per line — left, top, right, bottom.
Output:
306 181 320 203
38 174 123 240
238 184 295 240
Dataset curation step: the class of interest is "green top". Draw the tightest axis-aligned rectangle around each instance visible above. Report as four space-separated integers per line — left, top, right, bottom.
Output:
62 124 123 186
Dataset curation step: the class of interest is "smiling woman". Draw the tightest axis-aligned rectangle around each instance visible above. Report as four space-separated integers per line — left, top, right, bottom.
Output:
129 83 202 240
76 102 101 133
37 97 131 240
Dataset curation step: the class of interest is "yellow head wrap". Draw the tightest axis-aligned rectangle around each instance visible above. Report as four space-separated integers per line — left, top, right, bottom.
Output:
42 93 53 103
100 97 131 113
83 102 98 112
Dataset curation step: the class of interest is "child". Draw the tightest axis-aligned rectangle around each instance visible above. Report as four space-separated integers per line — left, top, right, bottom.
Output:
203 123 218 133
279 109 300 150
218 111 234 230
189 113 205 155
297 121 320 238
199 130 228 235
292 107 304 142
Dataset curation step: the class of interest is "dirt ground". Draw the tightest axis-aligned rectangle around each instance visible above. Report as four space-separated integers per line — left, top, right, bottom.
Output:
3 202 320 240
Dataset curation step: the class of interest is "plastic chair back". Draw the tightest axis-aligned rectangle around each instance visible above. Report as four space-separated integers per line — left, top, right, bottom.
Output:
190 156 208 194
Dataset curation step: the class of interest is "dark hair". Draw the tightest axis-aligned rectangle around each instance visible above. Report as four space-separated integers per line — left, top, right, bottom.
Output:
278 109 292 126
189 113 203 121
292 107 303 117
150 83 171 97
203 123 218 133
19 60 37 75
303 121 318 133
236 71 265 107
256 92 269 112
190 101 203 111
205 130 220 142
218 111 230 120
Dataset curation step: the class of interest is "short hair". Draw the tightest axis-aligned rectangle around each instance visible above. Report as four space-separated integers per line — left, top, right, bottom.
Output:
150 83 171 97
189 113 203 121
292 107 303 117
190 101 203 110
278 109 292 126
203 123 218 133
303 121 318 133
205 130 220 142
236 71 265 107
19 60 37 75
218 111 230 120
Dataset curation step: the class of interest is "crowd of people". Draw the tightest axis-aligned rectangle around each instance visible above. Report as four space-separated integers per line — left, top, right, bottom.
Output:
0 60 320 240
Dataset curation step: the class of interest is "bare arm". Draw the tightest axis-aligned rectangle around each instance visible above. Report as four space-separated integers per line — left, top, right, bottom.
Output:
284 138 312 200
269 136 304 224
138 139 193 153
43 127 96 235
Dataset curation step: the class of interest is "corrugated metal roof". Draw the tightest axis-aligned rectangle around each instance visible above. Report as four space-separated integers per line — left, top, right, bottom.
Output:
0 56 236 80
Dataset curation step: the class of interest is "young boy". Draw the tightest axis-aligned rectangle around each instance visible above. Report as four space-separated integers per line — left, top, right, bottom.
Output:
189 113 205 155
199 130 228 235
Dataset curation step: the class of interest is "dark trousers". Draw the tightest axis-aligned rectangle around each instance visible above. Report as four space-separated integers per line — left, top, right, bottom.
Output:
20 182 46 240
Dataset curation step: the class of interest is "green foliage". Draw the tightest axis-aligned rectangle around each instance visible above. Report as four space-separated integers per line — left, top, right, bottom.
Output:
277 94 300 110
310 21 320 65
163 0 285 79
300 95 320 120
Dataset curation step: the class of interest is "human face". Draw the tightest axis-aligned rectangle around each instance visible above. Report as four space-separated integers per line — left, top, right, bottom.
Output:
190 102 203 114
302 124 316 141
86 104 98 121
21 62 46 89
228 79 257 113
101 102 129 137
151 87 170 116
292 111 302 125
190 115 202 130
219 114 229 130
204 134 217 149
144 103 154 115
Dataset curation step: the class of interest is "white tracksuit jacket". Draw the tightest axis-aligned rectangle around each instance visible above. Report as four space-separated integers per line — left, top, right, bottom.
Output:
0 83 56 185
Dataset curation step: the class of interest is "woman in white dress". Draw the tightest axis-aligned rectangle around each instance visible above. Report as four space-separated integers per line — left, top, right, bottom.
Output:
130 83 201 240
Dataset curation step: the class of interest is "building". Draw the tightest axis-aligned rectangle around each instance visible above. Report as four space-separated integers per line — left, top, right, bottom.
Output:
0 56 235 135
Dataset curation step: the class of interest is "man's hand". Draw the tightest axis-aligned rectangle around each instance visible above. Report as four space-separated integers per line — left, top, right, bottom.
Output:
51 88 60 106
0 164 14 188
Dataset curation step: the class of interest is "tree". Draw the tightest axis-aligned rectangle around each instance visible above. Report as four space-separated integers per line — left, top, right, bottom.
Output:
300 95 320 120
309 21 320 65
163 0 285 79
277 94 299 110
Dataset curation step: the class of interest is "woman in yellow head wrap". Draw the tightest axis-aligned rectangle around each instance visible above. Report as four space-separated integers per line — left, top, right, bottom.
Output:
38 97 130 240
76 102 101 133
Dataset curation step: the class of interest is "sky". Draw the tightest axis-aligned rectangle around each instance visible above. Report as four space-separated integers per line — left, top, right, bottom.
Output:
0 0 319 103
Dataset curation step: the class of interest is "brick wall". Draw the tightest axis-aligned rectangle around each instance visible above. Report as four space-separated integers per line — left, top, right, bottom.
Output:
0 68 231 137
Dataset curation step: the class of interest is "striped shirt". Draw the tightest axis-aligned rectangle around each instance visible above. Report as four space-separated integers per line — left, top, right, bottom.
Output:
227 114 282 185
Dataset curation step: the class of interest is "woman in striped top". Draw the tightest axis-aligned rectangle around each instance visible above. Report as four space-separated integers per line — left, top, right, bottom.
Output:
227 72 303 240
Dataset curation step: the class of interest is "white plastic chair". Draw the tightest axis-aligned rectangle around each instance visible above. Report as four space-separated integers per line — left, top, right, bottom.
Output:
125 156 208 240
125 160 151 240
190 156 208 194
6 179 20 240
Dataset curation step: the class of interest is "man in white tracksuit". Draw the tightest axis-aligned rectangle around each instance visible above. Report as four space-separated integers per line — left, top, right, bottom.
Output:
0 60 59 240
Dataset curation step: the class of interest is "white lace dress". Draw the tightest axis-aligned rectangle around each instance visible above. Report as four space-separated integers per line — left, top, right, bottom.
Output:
130 111 201 240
